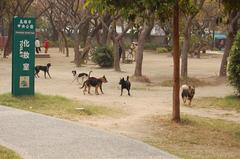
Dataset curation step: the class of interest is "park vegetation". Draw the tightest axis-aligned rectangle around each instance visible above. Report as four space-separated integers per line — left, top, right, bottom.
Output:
0 0 240 122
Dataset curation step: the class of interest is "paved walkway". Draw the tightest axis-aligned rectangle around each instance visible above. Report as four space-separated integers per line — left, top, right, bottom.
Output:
0 105 177 159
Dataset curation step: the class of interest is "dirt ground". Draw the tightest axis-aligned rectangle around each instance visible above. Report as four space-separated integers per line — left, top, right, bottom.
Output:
0 48 239 137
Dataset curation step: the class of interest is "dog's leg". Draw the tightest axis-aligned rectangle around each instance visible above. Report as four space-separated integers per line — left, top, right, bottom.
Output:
83 85 87 95
95 86 100 95
88 86 91 94
120 88 123 96
44 71 47 79
182 97 186 104
189 99 192 106
81 77 84 84
47 71 51 79
72 77 77 83
100 85 104 94
127 88 130 96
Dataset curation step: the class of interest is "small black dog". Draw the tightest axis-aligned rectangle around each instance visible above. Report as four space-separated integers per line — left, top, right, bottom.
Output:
181 84 195 106
119 76 131 96
35 63 51 79
72 70 90 84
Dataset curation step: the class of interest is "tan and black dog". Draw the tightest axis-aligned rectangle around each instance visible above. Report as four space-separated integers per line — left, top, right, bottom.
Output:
80 75 108 95
35 63 51 79
181 84 195 106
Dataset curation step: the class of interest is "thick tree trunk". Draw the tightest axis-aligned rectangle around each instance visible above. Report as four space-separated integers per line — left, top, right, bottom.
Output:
3 22 12 58
219 11 240 77
113 39 121 71
101 13 111 45
181 17 192 79
134 20 154 76
80 21 89 47
119 38 126 63
172 1 180 122
73 29 81 67
60 31 69 57
49 15 58 41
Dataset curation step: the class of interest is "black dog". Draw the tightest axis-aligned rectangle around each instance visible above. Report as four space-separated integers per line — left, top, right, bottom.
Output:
35 63 51 79
119 76 131 96
72 70 89 84
181 84 195 106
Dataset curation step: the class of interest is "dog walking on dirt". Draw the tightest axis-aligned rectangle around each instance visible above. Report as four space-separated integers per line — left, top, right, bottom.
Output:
119 76 131 96
80 72 108 95
181 84 195 106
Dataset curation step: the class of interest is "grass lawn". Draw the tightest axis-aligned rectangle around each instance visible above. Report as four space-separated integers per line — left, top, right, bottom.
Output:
143 115 240 159
0 93 122 120
0 146 22 159
194 96 240 112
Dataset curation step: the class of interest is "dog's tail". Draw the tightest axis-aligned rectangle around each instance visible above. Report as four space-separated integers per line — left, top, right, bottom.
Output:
88 71 92 78
126 76 129 81
80 81 86 89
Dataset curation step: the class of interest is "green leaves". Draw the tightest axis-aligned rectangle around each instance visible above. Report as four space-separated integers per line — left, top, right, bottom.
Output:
228 32 240 95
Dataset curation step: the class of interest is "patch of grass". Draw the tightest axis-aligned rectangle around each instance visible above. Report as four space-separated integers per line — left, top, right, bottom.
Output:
0 93 122 120
194 96 240 112
144 114 240 159
0 145 22 159
160 77 221 87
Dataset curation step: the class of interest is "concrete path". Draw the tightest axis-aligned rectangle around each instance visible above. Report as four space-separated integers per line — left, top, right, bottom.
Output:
0 105 177 159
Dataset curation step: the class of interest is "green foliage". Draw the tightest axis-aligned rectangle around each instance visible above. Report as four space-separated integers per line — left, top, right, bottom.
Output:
228 32 240 95
85 0 175 23
92 46 114 68
179 0 200 16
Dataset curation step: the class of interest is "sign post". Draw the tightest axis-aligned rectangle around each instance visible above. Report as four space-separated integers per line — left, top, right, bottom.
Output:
12 17 35 96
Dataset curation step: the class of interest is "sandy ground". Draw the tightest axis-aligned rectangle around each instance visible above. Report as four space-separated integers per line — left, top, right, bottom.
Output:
0 48 239 137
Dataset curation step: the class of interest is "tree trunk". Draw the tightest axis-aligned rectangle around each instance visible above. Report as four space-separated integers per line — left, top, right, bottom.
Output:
134 20 154 76
80 21 89 47
119 38 126 63
172 1 180 123
181 16 192 79
219 11 240 77
113 38 121 71
61 31 69 57
101 13 111 45
49 15 58 41
73 29 81 67
3 22 12 58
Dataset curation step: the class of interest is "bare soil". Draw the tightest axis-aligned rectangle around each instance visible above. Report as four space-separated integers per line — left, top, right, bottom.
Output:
0 48 239 137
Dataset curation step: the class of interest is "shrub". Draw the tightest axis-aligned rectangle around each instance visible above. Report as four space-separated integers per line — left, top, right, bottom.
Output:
228 32 240 95
92 46 114 68
156 47 169 53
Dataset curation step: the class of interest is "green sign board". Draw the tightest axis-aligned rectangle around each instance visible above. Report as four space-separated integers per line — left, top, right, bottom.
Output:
12 17 35 96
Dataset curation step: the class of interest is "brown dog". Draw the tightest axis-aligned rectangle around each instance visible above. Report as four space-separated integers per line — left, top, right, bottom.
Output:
181 84 195 106
80 75 108 95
